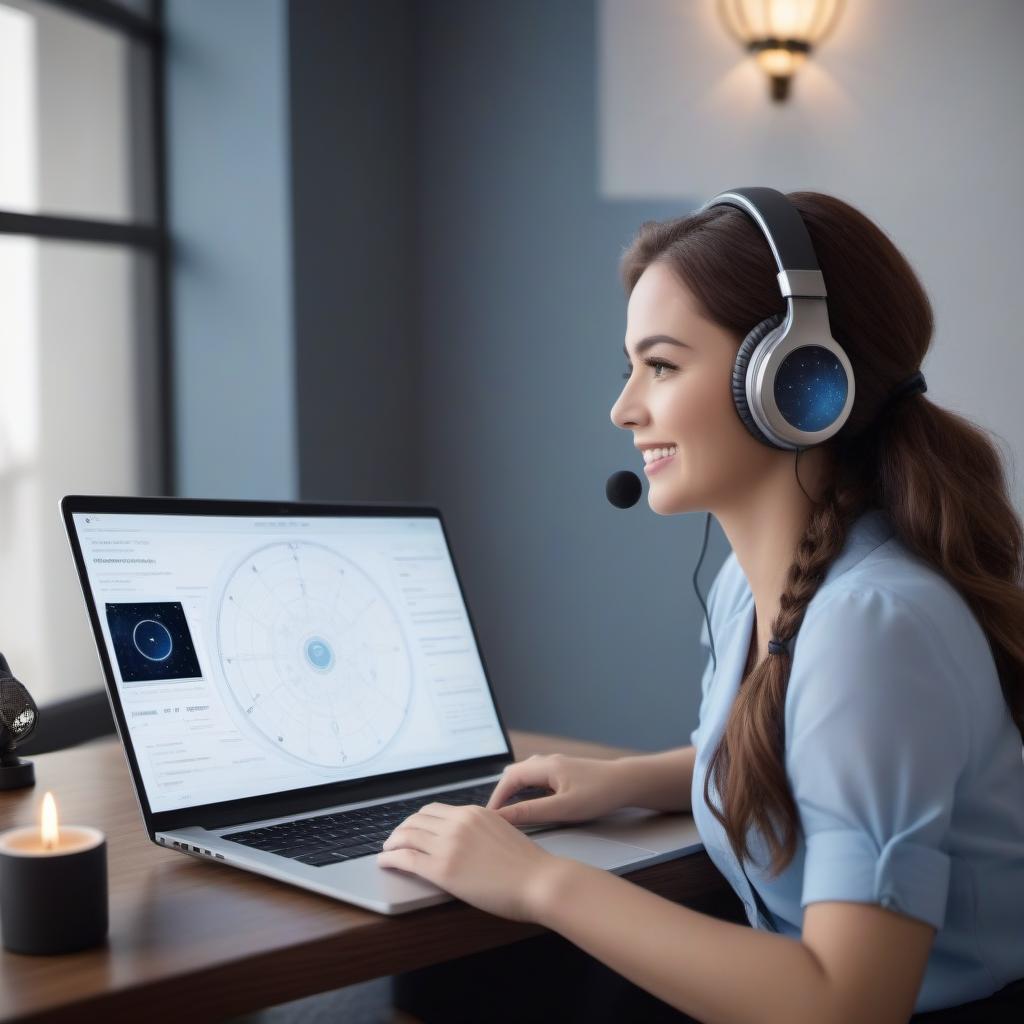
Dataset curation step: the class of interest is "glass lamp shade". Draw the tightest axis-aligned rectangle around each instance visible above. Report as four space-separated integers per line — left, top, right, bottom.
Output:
717 0 845 101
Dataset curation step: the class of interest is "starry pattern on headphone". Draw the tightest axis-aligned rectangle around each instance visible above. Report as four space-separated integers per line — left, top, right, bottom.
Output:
773 345 848 432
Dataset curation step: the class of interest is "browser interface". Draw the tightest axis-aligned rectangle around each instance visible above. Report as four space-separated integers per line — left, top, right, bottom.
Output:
71 512 507 812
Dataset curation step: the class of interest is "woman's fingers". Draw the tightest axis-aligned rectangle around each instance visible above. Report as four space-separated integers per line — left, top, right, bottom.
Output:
495 793 560 826
384 806 447 848
485 756 554 810
382 824 439 852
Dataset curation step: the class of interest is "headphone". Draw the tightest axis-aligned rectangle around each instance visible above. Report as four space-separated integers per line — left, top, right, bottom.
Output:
697 186 855 452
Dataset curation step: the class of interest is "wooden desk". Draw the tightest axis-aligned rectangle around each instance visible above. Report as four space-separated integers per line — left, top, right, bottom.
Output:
0 732 738 1023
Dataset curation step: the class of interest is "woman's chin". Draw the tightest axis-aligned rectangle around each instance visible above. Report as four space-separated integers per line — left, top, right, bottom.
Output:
647 480 689 516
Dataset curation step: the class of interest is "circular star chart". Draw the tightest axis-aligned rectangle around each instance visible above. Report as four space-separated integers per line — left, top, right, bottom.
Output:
216 541 412 768
133 619 174 661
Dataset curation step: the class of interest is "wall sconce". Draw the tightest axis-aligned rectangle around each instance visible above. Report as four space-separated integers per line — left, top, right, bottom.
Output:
716 0 845 102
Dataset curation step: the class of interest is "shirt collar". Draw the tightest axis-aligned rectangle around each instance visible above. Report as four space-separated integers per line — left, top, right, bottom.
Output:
724 506 896 652
821 506 895 587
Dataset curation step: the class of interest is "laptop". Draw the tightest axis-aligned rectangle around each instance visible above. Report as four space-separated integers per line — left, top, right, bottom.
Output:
61 495 702 914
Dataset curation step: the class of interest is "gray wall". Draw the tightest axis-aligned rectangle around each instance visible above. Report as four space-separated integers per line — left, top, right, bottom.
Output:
165 0 297 500
410 0 722 748
285 0 724 751
288 0 418 504
167 0 730 752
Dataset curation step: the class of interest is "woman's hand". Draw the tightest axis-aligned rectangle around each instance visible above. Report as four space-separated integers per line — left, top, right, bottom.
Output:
485 753 630 827
377 802 565 922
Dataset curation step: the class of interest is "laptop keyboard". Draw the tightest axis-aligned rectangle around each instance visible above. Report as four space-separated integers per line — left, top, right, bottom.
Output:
221 781 554 868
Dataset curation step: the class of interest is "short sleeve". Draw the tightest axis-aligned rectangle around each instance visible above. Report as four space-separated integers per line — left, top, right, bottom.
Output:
785 586 969 930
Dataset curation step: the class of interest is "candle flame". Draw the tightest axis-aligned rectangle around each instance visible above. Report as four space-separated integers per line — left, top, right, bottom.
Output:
41 791 59 850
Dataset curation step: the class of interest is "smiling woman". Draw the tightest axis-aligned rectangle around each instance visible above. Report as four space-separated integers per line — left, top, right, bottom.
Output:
390 188 1024 1024
604 191 1024 1020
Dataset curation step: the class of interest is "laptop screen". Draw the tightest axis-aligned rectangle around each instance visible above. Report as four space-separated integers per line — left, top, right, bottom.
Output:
70 510 508 813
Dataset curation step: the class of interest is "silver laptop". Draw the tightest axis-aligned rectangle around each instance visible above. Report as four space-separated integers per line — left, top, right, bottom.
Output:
61 495 701 915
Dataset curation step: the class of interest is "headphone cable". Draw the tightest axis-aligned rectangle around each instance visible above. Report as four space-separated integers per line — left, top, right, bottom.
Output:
693 511 717 673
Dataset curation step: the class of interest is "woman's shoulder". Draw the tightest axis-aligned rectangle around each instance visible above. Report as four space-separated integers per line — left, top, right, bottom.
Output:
789 534 999 733
802 534 987 658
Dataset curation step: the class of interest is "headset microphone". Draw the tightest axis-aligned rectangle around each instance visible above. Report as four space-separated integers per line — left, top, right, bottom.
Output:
605 470 643 509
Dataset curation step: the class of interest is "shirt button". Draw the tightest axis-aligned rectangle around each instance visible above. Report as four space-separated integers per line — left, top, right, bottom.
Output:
880 894 896 909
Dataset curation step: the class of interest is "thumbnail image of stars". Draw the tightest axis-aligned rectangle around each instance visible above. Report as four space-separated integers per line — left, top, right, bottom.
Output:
105 601 203 683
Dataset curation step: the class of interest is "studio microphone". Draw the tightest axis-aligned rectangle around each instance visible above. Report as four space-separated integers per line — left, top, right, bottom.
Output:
606 469 643 509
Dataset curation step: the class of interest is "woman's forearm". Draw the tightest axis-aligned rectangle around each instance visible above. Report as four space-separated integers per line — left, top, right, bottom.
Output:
613 745 696 813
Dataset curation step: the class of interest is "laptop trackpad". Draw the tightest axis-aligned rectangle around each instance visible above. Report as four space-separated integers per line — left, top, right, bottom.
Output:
531 830 653 870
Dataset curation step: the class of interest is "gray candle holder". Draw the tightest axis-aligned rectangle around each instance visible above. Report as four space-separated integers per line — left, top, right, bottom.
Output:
0 825 108 955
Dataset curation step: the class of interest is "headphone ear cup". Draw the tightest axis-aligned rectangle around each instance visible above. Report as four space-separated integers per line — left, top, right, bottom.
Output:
732 312 786 447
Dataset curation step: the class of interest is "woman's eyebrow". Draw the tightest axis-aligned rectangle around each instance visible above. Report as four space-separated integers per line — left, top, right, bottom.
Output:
623 334 693 359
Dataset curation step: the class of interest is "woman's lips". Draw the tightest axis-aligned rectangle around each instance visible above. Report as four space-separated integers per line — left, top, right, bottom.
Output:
643 452 676 475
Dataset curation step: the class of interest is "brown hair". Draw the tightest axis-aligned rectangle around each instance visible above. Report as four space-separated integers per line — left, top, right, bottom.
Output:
620 191 1024 877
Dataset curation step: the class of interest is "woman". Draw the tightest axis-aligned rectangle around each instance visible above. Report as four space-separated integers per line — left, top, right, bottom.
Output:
382 190 1024 1022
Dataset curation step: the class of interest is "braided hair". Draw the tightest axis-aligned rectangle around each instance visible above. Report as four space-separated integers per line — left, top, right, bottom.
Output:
703 469 870 874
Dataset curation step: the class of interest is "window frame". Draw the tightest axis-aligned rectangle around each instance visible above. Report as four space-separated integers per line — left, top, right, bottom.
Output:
0 0 173 493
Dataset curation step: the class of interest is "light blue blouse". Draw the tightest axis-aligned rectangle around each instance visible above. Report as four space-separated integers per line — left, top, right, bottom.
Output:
688 507 1024 1013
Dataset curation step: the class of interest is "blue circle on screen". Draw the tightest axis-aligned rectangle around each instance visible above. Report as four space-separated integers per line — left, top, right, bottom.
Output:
773 346 848 432
133 619 174 662
305 637 334 671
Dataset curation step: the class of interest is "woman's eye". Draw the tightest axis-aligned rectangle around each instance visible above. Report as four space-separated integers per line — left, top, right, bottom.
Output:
621 358 676 380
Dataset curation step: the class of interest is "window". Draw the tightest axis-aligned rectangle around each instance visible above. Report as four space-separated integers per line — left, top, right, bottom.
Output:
0 0 168 704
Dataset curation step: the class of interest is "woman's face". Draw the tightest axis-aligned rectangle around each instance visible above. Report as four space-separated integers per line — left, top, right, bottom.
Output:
610 262 776 515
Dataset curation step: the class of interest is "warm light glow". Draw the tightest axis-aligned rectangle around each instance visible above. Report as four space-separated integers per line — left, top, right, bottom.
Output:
756 49 807 77
40 791 59 850
766 0 805 37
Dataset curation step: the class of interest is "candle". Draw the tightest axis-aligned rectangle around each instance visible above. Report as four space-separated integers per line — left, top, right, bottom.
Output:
0 791 108 955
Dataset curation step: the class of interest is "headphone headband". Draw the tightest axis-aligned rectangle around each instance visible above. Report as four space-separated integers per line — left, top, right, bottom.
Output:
699 187 826 298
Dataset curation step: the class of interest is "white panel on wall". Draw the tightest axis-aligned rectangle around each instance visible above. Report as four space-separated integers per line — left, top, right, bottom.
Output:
599 0 1024 509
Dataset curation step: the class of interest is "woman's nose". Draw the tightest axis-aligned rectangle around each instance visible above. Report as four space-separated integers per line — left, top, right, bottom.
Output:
610 386 647 431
